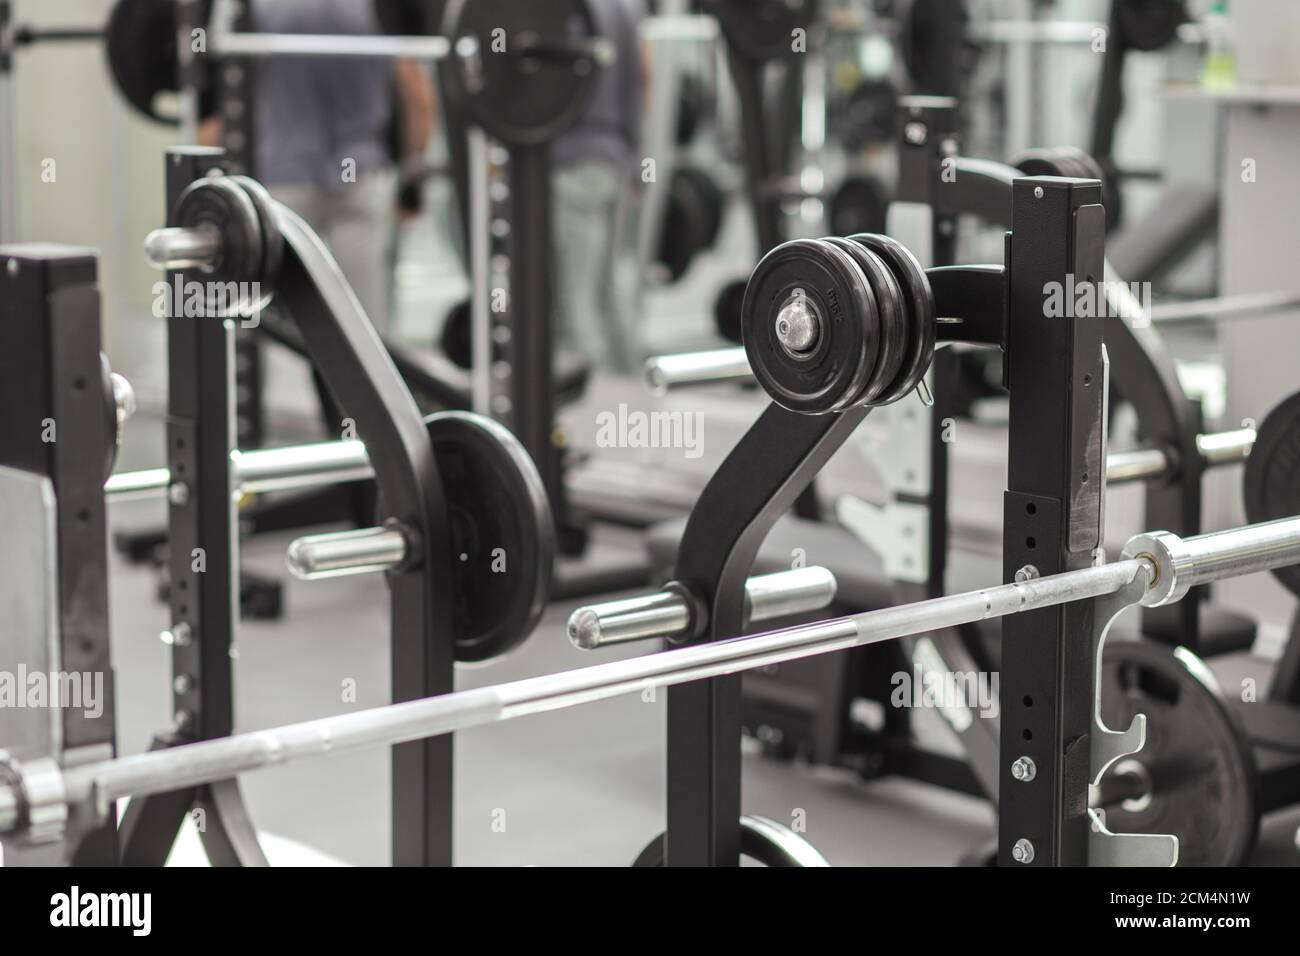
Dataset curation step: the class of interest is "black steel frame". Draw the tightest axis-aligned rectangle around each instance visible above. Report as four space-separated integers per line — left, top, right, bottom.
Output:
120 149 457 866
903 96 1214 651
0 244 118 865
660 164 1107 863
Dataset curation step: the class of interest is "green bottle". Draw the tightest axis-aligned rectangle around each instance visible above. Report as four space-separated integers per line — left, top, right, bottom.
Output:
1201 1 1236 91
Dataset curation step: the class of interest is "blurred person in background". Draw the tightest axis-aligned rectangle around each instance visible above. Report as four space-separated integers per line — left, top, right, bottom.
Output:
199 0 436 332
550 0 649 373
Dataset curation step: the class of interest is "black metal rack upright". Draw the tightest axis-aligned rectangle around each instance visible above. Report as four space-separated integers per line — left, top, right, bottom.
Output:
997 177 1107 866
117 148 269 865
659 172 1108 864
0 243 118 865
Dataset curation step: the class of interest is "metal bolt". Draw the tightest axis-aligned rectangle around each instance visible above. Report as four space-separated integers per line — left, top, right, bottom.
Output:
1011 756 1037 782
904 121 928 146
774 295 821 357
1011 838 1035 864
168 481 190 506
173 674 194 695
1034 186 1045 199
174 710 193 731
1014 564 1040 583
161 622 193 647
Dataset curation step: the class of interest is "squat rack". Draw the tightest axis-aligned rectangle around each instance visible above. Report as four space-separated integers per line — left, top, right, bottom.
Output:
5 516 1300 858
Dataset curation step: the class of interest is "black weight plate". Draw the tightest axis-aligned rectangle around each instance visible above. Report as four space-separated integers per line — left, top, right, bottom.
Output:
632 816 829 866
676 72 708 146
656 170 711 283
426 412 554 662
828 176 888 238
714 277 748 344
441 0 601 146
1098 640 1257 867
106 0 180 124
706 0 819 62
440 299 473 369
229 175 282 314
902 0 970 95
173 176 265 318
823 237 904 407
1243 389 1300 596
741 238 877 415
841 79 898 149
1052 147 1105 183
1012 147 1073 180
677 167 724 249
851 232 936 405
1116 0 1187 52
1014 146 1120 231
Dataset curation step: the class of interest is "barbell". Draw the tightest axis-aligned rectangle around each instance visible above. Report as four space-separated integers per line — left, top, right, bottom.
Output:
5 517 1300 847
94 0 612 144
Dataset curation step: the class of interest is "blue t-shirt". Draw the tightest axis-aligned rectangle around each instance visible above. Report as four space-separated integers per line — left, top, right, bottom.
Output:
252 0 394 187
552 0 645 177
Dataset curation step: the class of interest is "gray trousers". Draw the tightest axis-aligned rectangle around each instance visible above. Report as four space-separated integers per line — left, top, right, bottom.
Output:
269 171 398 333
552 161 635 372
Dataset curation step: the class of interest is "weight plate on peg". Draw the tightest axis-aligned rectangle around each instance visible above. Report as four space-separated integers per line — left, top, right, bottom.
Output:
632 816 830 866
1116 0 1188 52
441 0 603 146
1097 640 1257 867
677 167 725 252
836 80 898 149
823 237 905 407
1243 389 1300 597
676 72 710 146
901 0 970 95
657 167 721 283
1013 147 1121 231
714 277 748 344
828 176 889 239
850 233 936 405
705 0 819 62
440 299 473 369
172 175 267 319
106 0 183 124
106 0 214 125
425 412 554 662
228 175 282 314
741 238 878 415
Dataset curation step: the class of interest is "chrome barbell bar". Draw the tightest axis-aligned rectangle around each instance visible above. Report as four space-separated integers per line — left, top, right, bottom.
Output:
205 27 614 66
5 517 1300 840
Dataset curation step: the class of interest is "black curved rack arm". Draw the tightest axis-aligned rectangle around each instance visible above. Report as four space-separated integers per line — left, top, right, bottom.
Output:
665 404 868 865
272 205 457 865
